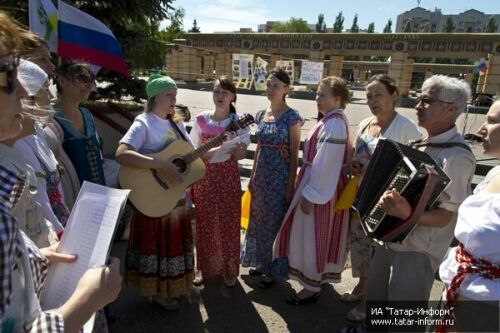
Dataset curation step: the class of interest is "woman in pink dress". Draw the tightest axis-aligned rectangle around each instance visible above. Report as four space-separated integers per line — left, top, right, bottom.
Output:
190 77 249 287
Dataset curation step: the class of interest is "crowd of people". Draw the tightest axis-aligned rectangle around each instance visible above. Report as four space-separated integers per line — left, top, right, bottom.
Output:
1 11 499 333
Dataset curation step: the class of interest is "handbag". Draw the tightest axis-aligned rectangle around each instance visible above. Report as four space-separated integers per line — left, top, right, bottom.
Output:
334 175 358 212
241 189 251 229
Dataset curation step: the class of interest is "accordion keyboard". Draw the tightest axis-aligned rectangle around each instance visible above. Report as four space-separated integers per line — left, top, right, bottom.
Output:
365 168 412 231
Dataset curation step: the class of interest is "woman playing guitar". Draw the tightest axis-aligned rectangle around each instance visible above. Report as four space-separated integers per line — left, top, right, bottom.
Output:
115 75 194 311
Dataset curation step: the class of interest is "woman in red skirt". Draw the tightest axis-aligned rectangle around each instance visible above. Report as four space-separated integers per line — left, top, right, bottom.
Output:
190 77 249 287
116 75 194 310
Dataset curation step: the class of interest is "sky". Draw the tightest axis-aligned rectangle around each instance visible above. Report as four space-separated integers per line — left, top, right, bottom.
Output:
167 0 500 33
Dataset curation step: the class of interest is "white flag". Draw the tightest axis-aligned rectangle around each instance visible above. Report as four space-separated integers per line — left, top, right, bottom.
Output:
29 0 58 52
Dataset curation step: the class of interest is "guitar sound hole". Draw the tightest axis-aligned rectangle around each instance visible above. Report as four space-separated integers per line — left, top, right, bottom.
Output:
172 158 187 173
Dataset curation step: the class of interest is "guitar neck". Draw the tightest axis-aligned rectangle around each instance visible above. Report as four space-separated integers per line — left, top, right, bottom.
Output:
184 134 226 164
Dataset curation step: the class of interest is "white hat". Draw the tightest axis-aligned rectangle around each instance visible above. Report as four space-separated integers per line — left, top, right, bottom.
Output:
17 59 48 96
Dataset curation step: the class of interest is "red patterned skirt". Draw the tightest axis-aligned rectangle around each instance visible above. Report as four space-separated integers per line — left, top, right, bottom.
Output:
191 158 241 279
126 200 194 298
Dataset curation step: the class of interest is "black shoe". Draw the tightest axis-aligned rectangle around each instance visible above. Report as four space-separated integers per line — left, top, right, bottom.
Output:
249 268 263 276
258 278 275 289
286 293 320 306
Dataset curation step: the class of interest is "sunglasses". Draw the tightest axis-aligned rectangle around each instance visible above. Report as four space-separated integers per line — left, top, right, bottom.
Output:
73 73 95 85
0 52 20 94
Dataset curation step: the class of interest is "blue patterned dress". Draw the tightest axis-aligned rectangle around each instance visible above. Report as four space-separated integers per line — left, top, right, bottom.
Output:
241 108 302 280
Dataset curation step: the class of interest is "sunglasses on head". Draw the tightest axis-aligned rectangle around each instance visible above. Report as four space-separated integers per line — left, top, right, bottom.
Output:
0 52 20 94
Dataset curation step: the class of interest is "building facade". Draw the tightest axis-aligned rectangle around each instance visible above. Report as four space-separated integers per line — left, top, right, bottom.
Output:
396 7 500 33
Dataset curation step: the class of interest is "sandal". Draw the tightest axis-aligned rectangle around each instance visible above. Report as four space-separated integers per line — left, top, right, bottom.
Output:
248 268 263 276
192 276 204 287
346 308 367 322
223 276 237 288
340 292 365 303
286 292 320 306
258 277 275 289
152 296 180 311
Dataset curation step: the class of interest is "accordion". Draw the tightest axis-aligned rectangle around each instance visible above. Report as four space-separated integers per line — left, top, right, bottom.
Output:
352 139 451 242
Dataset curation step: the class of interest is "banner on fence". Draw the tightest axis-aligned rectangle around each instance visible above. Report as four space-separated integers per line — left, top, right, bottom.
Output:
299 60 323 85
232 53 254 89
254 57 268 91
275 60 294 82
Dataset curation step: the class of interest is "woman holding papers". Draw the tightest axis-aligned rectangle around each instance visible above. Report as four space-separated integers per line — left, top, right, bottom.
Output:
273 76 351 305
116 74 194 310
0 12 122 333
241 68 303 288
190 77 249 288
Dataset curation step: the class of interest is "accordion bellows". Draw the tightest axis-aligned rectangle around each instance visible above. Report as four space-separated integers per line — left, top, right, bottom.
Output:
353 139 450 242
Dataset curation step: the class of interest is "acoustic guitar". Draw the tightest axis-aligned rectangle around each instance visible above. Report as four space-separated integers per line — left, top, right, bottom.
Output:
118 114 255 217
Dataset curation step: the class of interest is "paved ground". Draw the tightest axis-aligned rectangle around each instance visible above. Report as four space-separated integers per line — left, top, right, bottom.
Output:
101 89 489 333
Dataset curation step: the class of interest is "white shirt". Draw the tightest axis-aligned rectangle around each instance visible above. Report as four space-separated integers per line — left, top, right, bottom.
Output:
389 127 476 270
13 123 64 233
440 166 500 302
189 111 251 147
120 112 193 154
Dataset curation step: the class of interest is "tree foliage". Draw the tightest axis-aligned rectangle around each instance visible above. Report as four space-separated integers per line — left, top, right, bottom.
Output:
189 18 201 33
383 19 392 33
403 21 412 32
367 22 375 33
333 11 344 32
158 7 185 42
350 14 359 33
315 13 326 33
442 17 455 32
484 16 498 32
272 17 312 32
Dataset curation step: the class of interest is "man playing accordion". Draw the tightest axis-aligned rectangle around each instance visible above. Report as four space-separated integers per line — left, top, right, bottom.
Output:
366 75 476 303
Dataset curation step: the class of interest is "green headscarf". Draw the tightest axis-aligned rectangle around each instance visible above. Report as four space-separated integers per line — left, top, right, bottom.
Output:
146 74 177 99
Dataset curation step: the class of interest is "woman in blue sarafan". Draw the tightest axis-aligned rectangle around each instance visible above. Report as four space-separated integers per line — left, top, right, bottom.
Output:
241 68 303 288
54 62 106 186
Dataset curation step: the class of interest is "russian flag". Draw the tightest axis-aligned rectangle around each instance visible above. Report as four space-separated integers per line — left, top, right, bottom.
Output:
57 0 128 75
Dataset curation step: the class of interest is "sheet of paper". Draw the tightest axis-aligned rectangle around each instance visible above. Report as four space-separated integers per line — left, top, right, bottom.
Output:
210 133 251 163
41 182 129 330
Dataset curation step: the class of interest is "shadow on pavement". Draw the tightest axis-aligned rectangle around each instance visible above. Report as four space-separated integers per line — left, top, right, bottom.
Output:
200 279 268 333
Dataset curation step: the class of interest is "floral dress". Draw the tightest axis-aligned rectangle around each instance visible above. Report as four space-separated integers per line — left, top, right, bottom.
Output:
241 108 302 280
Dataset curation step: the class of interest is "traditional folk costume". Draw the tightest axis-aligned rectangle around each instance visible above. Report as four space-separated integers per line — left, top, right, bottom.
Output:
190 112 249 279
437 166 500 332
120 112 195 299
274 109 350 292
54 107 106 186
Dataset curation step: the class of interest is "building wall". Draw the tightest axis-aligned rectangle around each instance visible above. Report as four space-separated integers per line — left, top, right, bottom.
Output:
396 7 500 33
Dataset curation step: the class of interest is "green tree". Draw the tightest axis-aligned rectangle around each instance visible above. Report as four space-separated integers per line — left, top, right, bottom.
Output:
442 17 455 32
367 22 375 33
189 18 201 32
316 13 327 32
271 17 312 32
484 16 498 32
350 14 359 32
158 7 185 42
403 21 412 32
383 19 392 33
333 11 344 32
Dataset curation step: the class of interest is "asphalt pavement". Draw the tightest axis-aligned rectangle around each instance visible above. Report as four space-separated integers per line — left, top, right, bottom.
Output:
102 89 487 333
